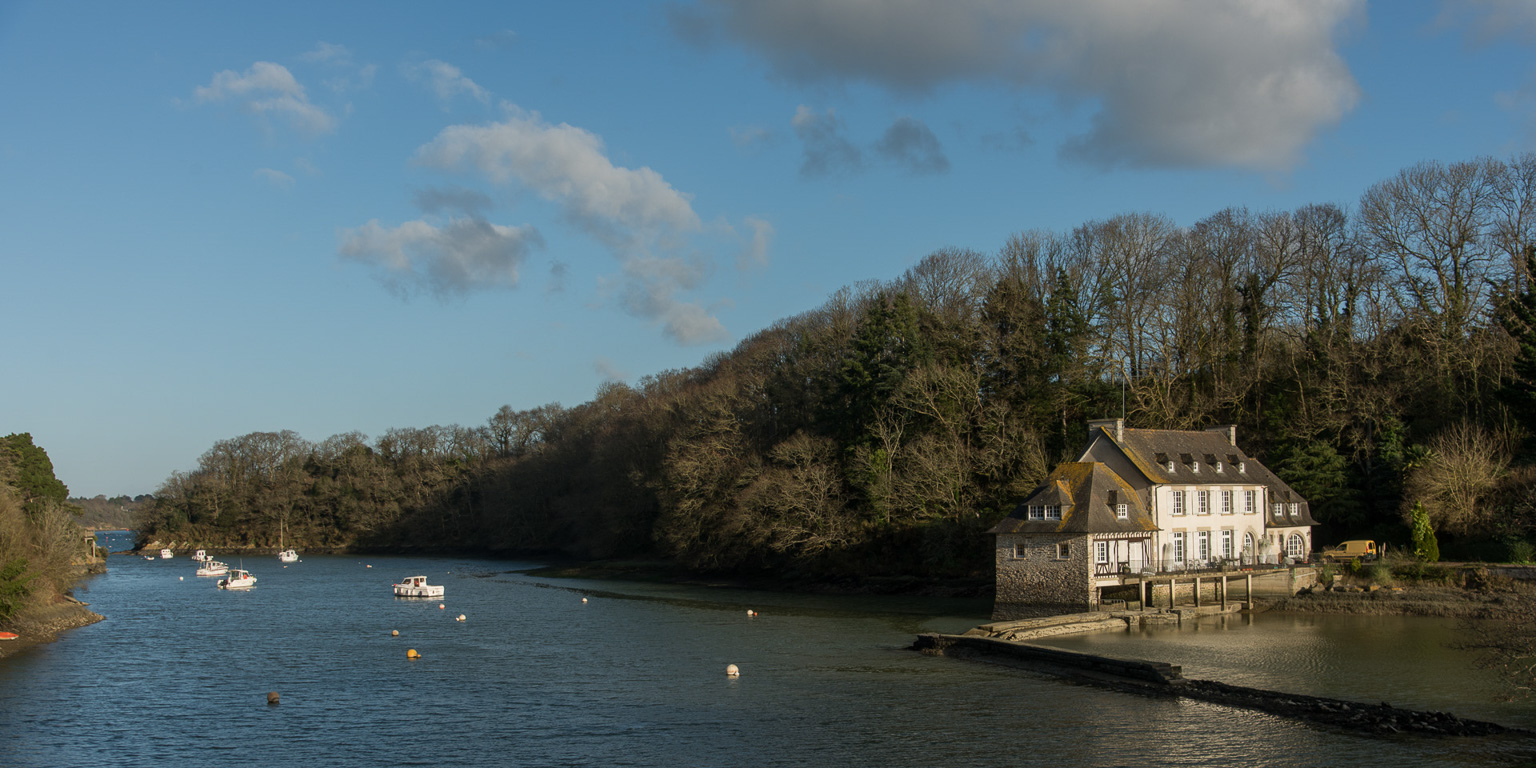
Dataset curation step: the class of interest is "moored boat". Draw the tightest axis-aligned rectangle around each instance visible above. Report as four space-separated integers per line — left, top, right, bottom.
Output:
159 548 174 559
196 560 229 577
278 549 298 563
392 575 444 598
218 568 257 590
192 549 207 562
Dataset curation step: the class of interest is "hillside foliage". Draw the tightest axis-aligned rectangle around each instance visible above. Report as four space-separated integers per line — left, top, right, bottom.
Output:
136 155 1536 576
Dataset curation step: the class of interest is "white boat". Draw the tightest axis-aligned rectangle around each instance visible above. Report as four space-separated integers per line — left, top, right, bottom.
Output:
392 575 444 598
196 560 229 577
159 548 174 559
218 568 257 590
278 549 298 563
192 549 207 562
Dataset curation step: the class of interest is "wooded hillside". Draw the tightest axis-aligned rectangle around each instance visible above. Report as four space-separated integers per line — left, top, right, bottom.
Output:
136 155 1536 577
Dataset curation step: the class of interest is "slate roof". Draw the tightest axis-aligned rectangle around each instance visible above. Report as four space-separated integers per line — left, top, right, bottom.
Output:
990 462 1160 535
1084 425 1317 527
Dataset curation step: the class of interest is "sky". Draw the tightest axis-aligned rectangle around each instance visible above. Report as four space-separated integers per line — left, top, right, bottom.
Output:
2 0 1534 498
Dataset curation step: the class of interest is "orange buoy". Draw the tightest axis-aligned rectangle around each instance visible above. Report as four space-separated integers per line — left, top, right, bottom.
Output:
407 648 421 659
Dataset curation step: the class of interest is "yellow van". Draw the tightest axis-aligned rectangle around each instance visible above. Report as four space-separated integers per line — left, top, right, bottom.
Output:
1319 540 1377 562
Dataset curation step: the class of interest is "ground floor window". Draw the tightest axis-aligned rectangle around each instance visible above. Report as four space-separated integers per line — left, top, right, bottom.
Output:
1221 530 1233 559
1013 543 1026 559
1171 532 1185 563
1056 542 1071 560
1197 531 1210 562
1286 532 1306 558
1094 540 1109 564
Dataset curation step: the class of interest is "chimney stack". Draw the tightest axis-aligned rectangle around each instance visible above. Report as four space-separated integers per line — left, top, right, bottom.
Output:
1089 418 1124 442
1206 424 1237 446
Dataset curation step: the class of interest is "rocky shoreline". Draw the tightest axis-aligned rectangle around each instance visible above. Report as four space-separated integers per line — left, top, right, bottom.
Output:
0 599 104 660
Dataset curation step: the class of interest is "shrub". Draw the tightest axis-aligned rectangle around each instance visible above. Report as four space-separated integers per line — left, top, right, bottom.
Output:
1410 502 1440 562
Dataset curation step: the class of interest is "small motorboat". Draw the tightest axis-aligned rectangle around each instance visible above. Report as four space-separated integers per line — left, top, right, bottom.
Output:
278 549 298 563
392 575 444 598
218 569 257 590
196 560 229 577
0 632 18 641
191 549 207 562
159 548 174 559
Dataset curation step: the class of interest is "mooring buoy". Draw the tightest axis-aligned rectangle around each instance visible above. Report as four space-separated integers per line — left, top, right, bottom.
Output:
726 664 740 677
407 648 421 659
391 629 399 637
267 691 280 705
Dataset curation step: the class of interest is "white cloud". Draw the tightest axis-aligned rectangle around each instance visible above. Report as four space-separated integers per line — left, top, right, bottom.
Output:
406 59 491 105
253 168 294 188
338 217 544 298
414 107 726 344
299 42 352 64
678 0 1363 171
737 216 773 269
194 61 334 134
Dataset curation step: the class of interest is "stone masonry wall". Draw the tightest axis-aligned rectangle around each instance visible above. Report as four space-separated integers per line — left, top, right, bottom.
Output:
994 533 1092 618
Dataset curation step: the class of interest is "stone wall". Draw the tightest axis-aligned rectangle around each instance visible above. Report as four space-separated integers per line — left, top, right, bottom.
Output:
993 533 1092 618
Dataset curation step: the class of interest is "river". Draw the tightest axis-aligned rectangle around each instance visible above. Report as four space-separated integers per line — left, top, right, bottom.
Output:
0 533 1531 767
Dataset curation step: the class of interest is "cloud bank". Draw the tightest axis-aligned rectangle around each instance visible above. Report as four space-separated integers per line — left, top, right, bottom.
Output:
338 217 544 298
413 107 729 344
194 61 334 134
677 0 1362 170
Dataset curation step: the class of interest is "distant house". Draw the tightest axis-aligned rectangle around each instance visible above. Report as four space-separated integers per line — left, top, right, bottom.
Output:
990 418 1314 618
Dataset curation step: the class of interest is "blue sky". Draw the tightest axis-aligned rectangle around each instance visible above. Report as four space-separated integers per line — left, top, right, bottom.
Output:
3 0 1534 497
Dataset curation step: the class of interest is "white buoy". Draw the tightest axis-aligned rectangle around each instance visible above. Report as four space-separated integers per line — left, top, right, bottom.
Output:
581 597 588 604
726 664 740 677
179 576 184 581
391 629 399 636
456 614 466 622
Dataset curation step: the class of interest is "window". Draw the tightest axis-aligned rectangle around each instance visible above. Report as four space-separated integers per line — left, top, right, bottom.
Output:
1197 531 1210 562
1244 532 1256 559
1238 461 1247 474
1244 490 1256 514
1166 460 1176 473
1172 532 1185 563
1197 491 1210 515
1056 542 1071 560
1286 533 1305 559
1045 505 1062 520
1221 491 1233 515
1272 502 1283 518
1094 540 1109 564
1221 530 1234 559
1116 503 1128 519
1215 461 1224 474
1288 503 1300 520
1191 461 1200 473
1172 491 1186 516
1013 543 1026 559
1027 505 1043 520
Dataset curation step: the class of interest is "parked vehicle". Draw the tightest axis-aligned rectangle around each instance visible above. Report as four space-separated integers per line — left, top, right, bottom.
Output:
1319 540 1377 562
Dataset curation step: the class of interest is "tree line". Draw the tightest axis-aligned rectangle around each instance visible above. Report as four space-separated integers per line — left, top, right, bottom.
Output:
1 433 88 620
137 154 1536 579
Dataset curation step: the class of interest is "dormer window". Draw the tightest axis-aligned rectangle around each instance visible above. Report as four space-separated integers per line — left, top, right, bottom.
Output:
1215 461 1224 474
1167 461 1176 473
1192 461 1200 473
1116 503 1128 519
1238 461 1246 474
1288 503 1299 519
1045 505 1062 520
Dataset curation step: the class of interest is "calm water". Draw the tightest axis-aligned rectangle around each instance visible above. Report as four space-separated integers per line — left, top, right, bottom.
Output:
0 533 1532 767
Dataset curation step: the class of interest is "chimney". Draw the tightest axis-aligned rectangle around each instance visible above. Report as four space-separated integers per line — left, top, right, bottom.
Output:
1089 418 1124 442
1206 424 1237 446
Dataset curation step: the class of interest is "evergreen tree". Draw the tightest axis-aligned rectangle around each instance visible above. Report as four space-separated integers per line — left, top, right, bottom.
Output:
0 433 69 514
1410 501 1440 562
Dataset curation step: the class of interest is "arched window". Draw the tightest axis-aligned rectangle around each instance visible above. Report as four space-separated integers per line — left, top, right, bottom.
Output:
1286 533 1305 559
1243 532 1256 564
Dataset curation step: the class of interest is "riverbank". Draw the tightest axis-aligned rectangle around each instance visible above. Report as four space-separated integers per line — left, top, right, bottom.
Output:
524 559 993 598
1264 567 1536 619
0 598 104 660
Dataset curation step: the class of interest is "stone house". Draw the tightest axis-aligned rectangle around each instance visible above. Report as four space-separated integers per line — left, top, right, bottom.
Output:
990 418 1315 618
